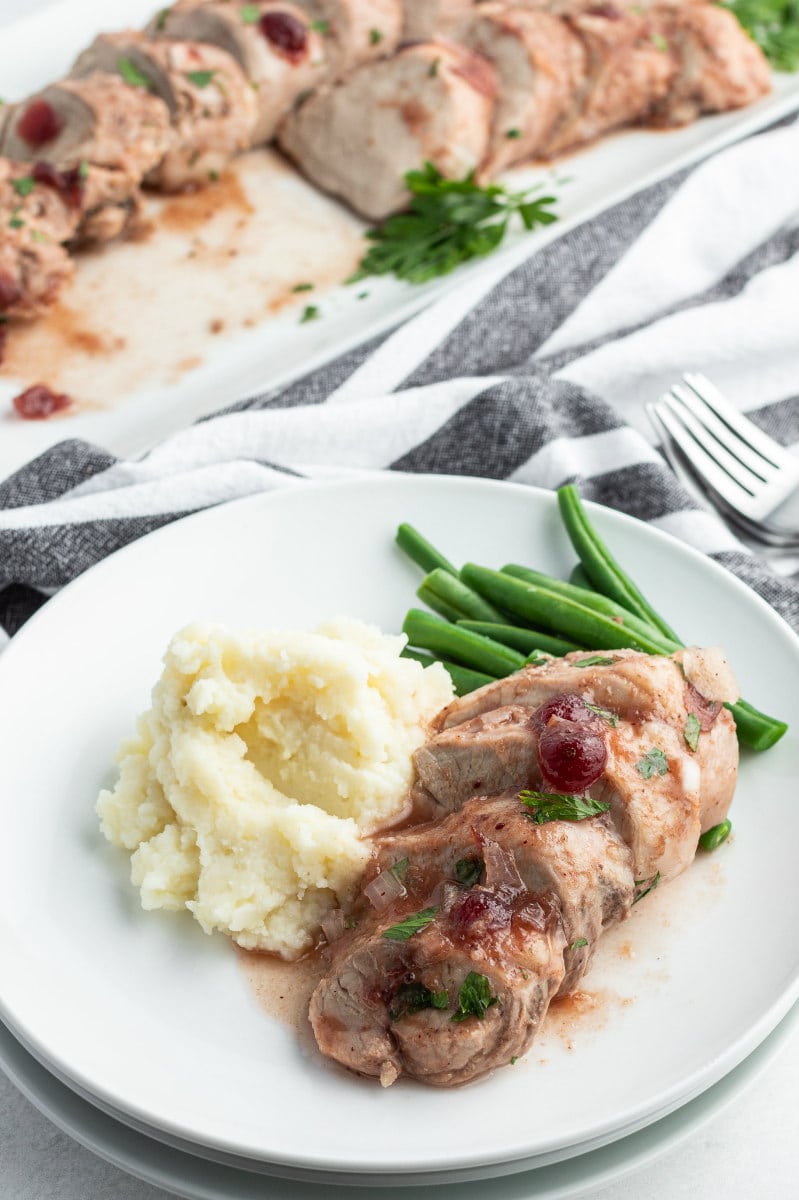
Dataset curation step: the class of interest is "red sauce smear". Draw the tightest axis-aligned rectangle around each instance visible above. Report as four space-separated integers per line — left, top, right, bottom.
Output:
0 272 21 313
32 161 85 209
259 11 308 62
17 100 64 149
12 383 72 420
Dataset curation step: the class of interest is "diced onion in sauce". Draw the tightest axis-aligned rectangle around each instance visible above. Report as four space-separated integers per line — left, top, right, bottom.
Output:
363 868 406 912
482 838 524 892
320 909 346 943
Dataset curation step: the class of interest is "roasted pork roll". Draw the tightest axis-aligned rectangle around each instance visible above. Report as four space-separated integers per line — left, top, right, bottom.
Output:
400 0 473 40
292 0 403 76
72 33 257 190
278 41 496 220
0 227 74 320
150 1 328 143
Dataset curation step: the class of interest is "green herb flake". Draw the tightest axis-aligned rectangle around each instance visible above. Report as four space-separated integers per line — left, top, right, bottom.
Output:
369 27 383 44
344 915 358 929
310 18 330 33
12 176 35 198
572 655 616 668
208 169 220 182
117 56 153 90
291 281 315 293
633 871 661 904
684 713 701 752
635 748 669 779
349 162 558 285
186 69 216 89
455 856 484 887
356 290 369 299
651 33 670 51
505 128 521 139
585 703 617 726
450 972 498 1023
510 1056 518 1064
30 228 49 243
155 7 170 31
570 938 589 950
389 982 449 1021
78 159 89 180
8 206 24 230
300 304 320 323
390 856 410 881
429 57 441 77
240 4 260 22
698 819 732 852
382 906 437 941
520 790 610 825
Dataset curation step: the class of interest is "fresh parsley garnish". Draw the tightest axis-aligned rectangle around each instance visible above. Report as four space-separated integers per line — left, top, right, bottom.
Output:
155 7 170 31
30 228 49 243
240 4 260 22
635 748 669 779
633 871 661 904
186 69 216 88
300 304 320 323
684 713 701 752
291 281 314 292
208 169 220 182
520 790 610 824
455 856 483 887
698 819 732 852
356 290 369 299
570 937 589 950
585 703 617 726
510 1055 518 1064
572 655 616 668
450 972 498 1023
349 162 558 285
382 907 437 941
723 0 799 72
505 127 521 139
310 18 330 33
369 27 383 44
12 176 35 197
651 32 670 51
78 159 89 180
389 981 448 1021
428 57 441 77
8 206 24 229
390 857 410 880
117 57 153 90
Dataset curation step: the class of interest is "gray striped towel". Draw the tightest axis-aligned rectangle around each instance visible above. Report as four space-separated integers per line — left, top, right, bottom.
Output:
2 113 799 650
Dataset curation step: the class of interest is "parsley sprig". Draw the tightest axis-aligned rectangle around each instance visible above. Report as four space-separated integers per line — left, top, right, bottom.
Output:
723 0 799 72
389 981 448 1021
350 162 558 285
450 972 498 1023
382 906 437 941
520 790 610 824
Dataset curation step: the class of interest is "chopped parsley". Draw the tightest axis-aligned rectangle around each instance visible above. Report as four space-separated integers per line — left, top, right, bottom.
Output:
389 982 448 1021
155 7 170 31
520 790 610 824
30 228 49 243
455 856 484 887
78 159 89 180
186 69 216 89
356 290 369 299
684 713 701 752
505 128 521 139
8 206 24 229
585 703 617 726
633 871 661 904
369 28 383 44
208 169 220 182
310 19 330 33
450 971 498 1023
428 57 441 77
698 819 732 852
390 856 410 880
344 915 358 929
382 906 437 941
722 0 799 71
12 176 35 197
300 304 320 323
117 57 153 90
291 281 315 293
510 1055 518 1065
570 938 589 950
572 655 616 668
240 4 260 22
651 33 670 51
635 748 669 779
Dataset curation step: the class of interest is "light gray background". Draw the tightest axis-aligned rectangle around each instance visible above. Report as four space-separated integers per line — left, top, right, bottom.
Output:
1 0 797 1195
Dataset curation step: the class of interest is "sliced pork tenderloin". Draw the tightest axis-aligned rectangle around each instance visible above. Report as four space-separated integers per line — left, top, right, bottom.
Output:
459 5 587 175
0 226 74 320
402 0 474 40
278 40 496 220
150 1 328 143
291 0 403 76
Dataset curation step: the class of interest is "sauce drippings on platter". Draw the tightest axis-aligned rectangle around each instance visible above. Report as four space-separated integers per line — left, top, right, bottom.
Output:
237 946 326 1045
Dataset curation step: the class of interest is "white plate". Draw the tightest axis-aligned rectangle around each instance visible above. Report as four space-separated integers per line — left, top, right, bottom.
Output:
0 476 797 1180
2 0 799 480
2 1002 798 1200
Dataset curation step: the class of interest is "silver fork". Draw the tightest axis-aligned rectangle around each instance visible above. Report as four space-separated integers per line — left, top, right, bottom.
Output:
647 373 799 549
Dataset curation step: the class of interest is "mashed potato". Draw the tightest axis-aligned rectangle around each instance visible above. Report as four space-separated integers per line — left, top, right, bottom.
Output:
97 617 452 958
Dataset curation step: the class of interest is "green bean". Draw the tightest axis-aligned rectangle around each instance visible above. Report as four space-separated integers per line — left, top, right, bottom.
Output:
460 564 669 654
457 620 580 657
401 648 496 696
698 819 732 852
726 701 787 751
422 568 505 623
396 523 457 576
416 583 464 624
403 609 526 677
557 485 682 642
569 563 593 590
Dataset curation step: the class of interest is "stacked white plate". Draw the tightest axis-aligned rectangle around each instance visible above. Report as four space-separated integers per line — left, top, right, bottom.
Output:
1 477 798 1195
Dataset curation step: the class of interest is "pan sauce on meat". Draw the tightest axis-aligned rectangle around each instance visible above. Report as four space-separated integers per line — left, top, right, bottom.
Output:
309 647 739 1086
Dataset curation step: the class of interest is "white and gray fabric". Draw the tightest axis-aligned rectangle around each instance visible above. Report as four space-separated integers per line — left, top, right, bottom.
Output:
2 114 799 649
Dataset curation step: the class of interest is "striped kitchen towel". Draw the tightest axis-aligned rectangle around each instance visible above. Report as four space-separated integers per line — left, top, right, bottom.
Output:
1 113 798 648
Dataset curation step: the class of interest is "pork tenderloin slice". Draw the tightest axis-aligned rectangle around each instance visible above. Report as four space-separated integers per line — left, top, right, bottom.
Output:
648 3 770 126
310 880 566 1085
0 159 82 243
373 792 634 994
541 5 677 156
278 41 496 220
460 5 587 174
292 0 403 76
402 0 475 40
151 2 328 144
2 76 172 182
0 227 74 320
412 704 541 818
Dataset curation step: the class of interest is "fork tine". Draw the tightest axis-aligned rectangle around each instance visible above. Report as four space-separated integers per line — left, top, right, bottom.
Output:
670 383 775 485
653 397 760 515
682 373 794 470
